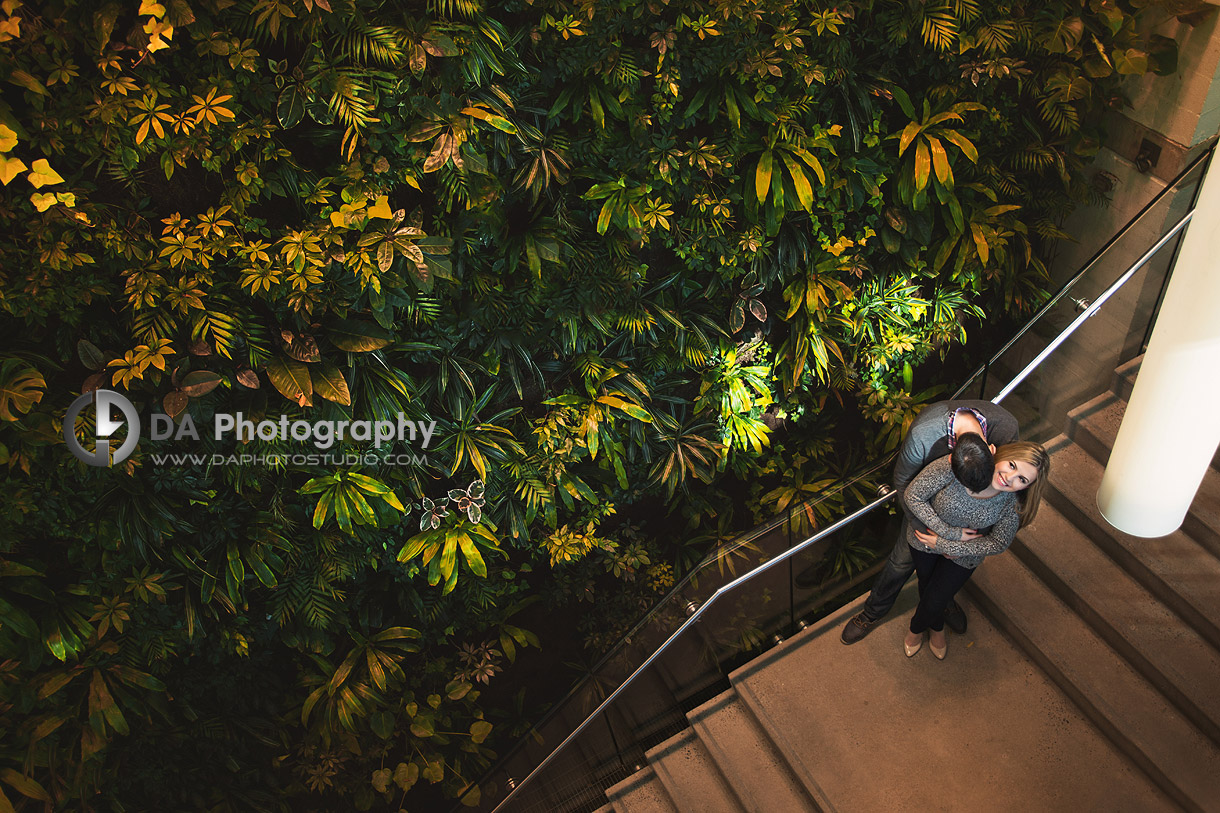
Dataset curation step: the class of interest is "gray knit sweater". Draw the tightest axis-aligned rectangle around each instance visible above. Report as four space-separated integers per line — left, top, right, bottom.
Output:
904 455 1020 570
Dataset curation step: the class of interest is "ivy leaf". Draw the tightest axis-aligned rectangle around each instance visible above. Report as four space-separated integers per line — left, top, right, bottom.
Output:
26 159 65 188
0 123 16 151
265 357 312 406
392 762 419 791
0 156 26 186
29 192 56 212
367 195 393 219
469 720 492 744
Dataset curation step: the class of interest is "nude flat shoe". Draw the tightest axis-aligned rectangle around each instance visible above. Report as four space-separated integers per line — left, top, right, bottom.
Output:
929 632 947 660
904 632 925 658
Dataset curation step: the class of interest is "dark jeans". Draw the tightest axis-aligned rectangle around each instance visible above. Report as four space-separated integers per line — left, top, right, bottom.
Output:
859 520 917 621
909 547 975 633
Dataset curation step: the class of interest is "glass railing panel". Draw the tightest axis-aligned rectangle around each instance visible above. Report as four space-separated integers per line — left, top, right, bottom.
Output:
955 153 1207 438
488 500 892 813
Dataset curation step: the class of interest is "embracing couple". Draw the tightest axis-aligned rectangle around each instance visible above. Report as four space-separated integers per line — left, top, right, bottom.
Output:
842 400 1050 659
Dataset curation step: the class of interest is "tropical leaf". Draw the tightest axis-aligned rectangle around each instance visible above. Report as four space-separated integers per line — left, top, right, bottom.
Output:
265 356 313 406
0 360 45 421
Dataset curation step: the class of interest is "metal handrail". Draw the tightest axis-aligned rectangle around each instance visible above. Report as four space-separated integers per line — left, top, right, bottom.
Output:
487 145 1213 813
952 146 1213 401
993 209 1194 404
491 487 897 811
473 453 893 801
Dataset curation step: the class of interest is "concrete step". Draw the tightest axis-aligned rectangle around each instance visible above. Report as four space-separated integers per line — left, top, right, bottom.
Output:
1067 392 1220 560
968 549 1220 812
1111 355 1141 402
1046 442 1220 651
729 587 1166 812
606 767 678 813
1013 501 1220 745
687 690 816 813
592 805 615 813
645 727 743 813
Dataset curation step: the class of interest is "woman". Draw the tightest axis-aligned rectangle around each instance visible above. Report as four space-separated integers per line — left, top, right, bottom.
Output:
901 438 1050 659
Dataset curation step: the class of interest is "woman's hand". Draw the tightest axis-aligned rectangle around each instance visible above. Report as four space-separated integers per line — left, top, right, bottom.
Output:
914 528 938 548
961 528 982 539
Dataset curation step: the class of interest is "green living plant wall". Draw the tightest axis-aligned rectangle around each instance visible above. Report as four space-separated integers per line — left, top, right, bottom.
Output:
0 0 1204 808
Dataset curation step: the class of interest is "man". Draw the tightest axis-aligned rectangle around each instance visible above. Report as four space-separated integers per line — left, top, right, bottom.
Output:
840 399 1019 644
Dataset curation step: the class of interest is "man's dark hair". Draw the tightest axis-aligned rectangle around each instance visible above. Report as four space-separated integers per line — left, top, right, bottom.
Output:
951 432 994 492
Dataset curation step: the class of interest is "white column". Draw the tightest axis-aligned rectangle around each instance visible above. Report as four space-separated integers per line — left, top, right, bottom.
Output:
1096 158 1220 537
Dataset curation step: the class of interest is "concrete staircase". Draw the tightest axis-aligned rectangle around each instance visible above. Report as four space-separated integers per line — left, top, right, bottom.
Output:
549 358 1220 813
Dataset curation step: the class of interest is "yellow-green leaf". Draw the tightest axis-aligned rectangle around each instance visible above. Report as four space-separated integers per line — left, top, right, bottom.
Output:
26 158 64 188
367 195 393 219
929 138 950 185
970 222 990 264
0 770 50 802
469 720 492 744
329 319 393 352
265 356 313 406
754 150 773 203
0 124 16 152
913 140 931 192
314 361 352 405
897 120 921 156
0 156 25 185
29 191 55 211
780 152 813 211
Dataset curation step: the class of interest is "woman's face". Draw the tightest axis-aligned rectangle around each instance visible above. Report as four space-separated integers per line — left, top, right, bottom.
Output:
992 458 1038 493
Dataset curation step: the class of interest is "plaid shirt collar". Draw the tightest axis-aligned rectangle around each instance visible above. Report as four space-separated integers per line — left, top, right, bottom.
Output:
946 407 989 448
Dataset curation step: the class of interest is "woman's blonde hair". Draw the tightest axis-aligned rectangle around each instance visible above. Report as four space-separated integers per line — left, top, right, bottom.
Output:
993 441 1051 528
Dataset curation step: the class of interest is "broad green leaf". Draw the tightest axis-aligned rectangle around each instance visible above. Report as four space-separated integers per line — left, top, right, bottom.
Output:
469 720 492 744
265 356 313 406
1112 48 1149 75
276 85 305 128
314 361 352 405
329 319 393 352
77 339 106 370
393 761 420 791
181 370 222 397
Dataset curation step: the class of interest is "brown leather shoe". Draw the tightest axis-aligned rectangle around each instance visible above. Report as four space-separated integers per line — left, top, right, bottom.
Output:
841 613 877 645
